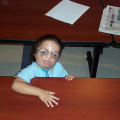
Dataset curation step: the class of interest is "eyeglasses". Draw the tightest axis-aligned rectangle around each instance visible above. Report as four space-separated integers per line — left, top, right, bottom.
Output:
38 49 61 59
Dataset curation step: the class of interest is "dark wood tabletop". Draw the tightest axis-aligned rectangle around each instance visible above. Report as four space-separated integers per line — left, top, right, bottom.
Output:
0 0 112 45
101 0 120 45
0 76 120 120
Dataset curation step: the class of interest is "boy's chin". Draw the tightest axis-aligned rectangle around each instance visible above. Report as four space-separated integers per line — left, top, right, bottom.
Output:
43 66 52 70
44 64 55 70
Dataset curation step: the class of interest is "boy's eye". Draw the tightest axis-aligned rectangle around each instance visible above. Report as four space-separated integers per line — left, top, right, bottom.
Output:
41 50 46 54
53 54 57 58
40 49 48 54
52 53 59 58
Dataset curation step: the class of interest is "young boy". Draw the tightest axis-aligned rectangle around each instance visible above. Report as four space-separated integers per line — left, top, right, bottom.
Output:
11 34 74 107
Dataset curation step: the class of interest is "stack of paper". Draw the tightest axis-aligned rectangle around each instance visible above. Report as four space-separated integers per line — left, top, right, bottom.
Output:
99 5 120 35
45 0 90 25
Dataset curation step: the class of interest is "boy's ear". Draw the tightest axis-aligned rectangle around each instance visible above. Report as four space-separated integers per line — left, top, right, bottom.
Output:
33 54 36 59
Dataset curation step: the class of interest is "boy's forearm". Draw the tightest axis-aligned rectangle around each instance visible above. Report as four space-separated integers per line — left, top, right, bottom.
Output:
11 78 59 107
11 79 43 97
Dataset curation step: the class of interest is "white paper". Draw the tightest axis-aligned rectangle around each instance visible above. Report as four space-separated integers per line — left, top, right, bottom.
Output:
99 5 120 35
45 0 90 25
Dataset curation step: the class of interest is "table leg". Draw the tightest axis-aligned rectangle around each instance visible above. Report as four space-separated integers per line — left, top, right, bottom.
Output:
87 46 103 78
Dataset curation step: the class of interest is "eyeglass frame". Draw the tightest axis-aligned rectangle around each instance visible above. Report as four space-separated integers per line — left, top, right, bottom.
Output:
38 49 61 59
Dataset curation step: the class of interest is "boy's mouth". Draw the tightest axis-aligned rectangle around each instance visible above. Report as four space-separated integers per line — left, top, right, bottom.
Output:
44 61 51 66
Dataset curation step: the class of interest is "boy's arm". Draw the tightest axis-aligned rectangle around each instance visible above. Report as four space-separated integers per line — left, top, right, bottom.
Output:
11 77 59 107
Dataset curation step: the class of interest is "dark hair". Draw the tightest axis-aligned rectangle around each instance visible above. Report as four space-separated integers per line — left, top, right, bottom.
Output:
34 34 63 55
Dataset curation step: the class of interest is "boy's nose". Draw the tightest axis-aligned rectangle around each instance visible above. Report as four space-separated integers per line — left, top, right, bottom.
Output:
46 53 52 59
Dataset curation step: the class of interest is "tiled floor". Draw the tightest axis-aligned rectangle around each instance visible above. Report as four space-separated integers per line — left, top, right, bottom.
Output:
0 44 120 78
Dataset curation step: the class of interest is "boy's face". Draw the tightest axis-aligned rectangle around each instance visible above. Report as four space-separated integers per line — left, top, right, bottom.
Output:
35 40 60 70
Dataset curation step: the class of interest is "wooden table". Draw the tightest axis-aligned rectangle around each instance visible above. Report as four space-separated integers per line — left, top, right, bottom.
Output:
101 0 120 46
0 0 113 77
0 76 120 120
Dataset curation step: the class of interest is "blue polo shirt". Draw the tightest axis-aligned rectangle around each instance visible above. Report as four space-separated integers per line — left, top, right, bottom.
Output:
16 61 68 83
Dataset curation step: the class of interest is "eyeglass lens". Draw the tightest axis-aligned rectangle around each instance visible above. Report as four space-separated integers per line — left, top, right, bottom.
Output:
39 49 60 58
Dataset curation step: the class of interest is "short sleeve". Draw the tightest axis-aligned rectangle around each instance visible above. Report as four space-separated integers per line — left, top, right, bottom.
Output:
15 62 37 83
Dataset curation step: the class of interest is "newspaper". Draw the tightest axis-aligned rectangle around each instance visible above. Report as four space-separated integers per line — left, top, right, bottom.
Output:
99 5 120 35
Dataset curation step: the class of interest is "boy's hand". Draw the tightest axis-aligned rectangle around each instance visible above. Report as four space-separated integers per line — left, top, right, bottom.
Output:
65 75 74 81
38 89 59 107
